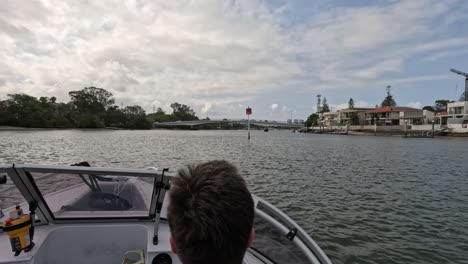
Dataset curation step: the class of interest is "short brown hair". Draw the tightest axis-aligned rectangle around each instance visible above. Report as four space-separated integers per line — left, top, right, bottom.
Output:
167 160 254 264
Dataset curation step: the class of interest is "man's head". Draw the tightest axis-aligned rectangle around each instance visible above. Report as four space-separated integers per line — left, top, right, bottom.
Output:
167 160 255 264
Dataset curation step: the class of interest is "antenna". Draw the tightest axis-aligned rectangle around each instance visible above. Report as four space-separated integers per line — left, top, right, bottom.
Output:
316 94 322 113
386 85 391 94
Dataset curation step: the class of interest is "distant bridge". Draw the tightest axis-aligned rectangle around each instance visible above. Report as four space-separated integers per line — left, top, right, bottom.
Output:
153 119 304 129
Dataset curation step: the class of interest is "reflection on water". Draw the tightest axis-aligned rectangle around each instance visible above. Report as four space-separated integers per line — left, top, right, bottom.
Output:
1 129 468 264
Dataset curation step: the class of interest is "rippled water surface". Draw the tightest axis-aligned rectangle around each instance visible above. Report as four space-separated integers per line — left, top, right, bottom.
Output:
1 129 467 264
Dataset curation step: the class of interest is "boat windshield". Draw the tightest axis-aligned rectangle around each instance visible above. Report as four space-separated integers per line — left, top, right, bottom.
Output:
0 165 165 221
0 171 26 210
29 171 155 218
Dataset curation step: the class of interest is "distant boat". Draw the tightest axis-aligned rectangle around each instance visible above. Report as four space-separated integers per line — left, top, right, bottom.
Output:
264 127 269 132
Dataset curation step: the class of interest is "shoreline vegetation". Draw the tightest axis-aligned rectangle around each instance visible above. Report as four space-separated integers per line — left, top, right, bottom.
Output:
0 87 199 129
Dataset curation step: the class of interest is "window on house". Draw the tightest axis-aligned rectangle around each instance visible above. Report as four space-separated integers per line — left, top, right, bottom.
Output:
449 107 463 115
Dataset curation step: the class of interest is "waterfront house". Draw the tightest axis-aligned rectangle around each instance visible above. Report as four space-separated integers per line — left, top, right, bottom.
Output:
437 101 468 125
320 112 339 127
365 106 424 125
422 110 435 124
337 108 374 125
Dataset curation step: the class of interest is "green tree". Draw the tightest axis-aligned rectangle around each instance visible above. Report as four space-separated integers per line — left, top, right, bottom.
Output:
348 98 355 109
0 94 75 128
349 112 360 125
381 86 396 107
305 113 319 127
54 102 75 128
105 106 125 127
0 89 161 129
122 105 152 129
0 100 12 125
433 99 450 113
76 113 105 128
321 97 330 113
5 94 45 127
147 106 176 124
147 113 176 123
155 107 165 115
37 96 58 127
170 102 199 121
69 87 115 113
68 87 116 128
422 106 435 112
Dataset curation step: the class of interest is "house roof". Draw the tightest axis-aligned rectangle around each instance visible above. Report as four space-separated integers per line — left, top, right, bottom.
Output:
340 107 374 112
367 106 421 114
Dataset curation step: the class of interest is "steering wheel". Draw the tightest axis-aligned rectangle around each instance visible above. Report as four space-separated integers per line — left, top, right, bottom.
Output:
88 192 132 210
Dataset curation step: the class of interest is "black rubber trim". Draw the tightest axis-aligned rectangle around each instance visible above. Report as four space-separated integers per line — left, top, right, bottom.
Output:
2 219 32 232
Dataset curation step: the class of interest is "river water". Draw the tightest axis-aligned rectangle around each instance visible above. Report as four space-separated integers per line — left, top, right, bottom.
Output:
0 129 467 264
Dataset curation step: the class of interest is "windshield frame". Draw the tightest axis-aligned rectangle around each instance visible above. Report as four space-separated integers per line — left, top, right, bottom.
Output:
2 164 170 225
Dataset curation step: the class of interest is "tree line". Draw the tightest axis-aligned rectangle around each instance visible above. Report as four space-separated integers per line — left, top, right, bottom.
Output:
0 87 198 129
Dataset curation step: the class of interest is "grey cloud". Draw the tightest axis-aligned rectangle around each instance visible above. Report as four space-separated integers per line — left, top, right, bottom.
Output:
0 18 34 40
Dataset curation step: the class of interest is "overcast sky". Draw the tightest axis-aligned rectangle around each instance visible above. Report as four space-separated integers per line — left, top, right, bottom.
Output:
1 0 468 120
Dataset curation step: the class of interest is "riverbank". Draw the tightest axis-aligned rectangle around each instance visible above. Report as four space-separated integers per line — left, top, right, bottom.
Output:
0 126 128 131
300 126 468 137
0 126 54 131
0 125 280 131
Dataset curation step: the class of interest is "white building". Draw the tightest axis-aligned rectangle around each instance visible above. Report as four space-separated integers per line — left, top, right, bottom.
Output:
439 101 468 125
337 108 373 125
422 110 435 124
320 112 339 127
365 106 423 125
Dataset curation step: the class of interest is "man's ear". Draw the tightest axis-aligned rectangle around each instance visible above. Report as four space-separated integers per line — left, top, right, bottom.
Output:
170 235 177 254
247 228 255 247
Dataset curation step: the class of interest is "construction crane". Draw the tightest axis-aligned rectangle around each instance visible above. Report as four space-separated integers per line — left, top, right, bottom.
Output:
450 68 468 101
